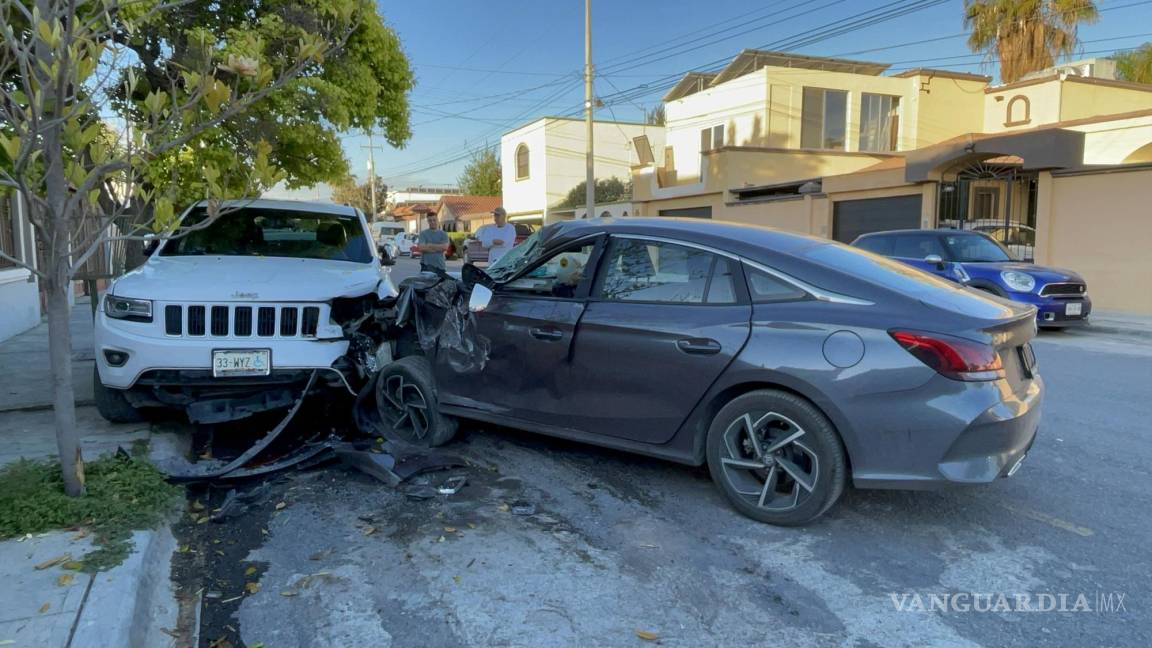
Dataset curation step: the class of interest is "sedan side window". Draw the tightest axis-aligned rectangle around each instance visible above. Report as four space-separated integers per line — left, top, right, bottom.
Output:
500 242 596 298
597 238 735 304
745 266 807 303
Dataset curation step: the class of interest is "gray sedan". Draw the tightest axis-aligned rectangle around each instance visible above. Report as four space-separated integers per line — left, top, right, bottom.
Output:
376 218 1042 526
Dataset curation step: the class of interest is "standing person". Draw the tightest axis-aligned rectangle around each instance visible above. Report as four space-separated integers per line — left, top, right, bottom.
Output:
416 212 450 274
475 207 517 264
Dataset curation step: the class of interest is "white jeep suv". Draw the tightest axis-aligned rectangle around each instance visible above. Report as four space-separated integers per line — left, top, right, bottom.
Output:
93 199 396 424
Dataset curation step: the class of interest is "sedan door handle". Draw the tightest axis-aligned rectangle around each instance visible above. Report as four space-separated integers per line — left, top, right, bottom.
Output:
676 338 722 355
530 327 564 341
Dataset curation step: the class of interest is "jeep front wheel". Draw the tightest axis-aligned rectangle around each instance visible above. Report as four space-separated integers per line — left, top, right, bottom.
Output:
93 366 146 423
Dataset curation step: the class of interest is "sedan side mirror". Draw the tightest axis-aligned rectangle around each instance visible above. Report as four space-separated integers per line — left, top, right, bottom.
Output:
924 254 945 270
468 284 493 312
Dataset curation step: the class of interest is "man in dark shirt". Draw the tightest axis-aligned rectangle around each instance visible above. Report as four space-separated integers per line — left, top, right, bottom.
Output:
416 213 450 273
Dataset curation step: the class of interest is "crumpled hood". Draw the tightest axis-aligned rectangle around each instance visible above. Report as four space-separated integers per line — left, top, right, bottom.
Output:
112 256 386 302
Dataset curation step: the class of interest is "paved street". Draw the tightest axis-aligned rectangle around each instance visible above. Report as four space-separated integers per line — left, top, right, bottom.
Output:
174 294 1151 647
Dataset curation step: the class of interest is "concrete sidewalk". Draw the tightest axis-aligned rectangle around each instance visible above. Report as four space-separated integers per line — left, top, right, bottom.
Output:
0 299 96 413
0 297 189 647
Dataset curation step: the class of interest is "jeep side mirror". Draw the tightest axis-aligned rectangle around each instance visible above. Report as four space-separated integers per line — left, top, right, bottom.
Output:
924 254 945 270
468 284 493 313
378 244 396 266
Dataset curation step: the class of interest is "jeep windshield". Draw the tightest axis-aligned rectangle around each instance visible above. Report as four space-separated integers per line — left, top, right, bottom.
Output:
161 207 373 263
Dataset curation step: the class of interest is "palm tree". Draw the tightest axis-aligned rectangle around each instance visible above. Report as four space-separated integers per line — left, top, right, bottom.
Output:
964 0 1099 84
1113 43 1152 84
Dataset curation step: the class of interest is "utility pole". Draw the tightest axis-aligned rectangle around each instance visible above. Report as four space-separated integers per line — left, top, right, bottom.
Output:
361 131 383 220
584 0 595 220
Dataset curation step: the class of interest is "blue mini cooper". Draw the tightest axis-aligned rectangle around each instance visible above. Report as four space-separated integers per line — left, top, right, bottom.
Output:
852 229 1090 328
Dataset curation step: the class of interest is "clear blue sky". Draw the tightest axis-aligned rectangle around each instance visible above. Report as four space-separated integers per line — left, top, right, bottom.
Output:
268 0 1152 200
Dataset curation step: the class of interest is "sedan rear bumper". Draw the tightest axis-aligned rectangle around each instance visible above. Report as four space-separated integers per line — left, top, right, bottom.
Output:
850 374 1043 490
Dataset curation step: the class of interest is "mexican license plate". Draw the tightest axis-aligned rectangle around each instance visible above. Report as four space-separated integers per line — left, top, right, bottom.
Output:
1065 303 1083 317
212 349 271 377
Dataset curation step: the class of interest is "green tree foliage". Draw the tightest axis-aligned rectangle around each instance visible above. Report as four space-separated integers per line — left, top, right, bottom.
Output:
559 177 631 209
457 148 501 196
964 0 1098 84
113 0 415 203
1113 42 1152 84
331 175 388 217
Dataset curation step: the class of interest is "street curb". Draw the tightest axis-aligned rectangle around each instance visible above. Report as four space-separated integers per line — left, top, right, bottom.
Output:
0 399 95 414
69 528 179 648
1084 322 1152 339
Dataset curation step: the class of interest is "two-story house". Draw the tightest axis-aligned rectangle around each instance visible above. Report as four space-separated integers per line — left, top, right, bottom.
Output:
629 50 1152 313
501 117 665 225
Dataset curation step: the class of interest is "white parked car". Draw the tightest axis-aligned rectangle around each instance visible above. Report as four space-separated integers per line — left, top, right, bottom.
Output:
392 232 415 256
93 199 397 424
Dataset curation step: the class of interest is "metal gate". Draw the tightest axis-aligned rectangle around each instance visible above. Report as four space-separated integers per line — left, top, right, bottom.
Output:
937 160 1037 261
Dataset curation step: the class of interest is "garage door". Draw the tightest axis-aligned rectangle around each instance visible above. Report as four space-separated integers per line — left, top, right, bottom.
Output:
832 195 922 243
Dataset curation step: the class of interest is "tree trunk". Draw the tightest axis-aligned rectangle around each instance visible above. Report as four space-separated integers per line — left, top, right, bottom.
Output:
45 250 85 496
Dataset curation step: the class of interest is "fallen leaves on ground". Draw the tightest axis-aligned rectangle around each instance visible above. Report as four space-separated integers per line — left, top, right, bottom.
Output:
244 566 257 576
38 602 50 614
34 554 71 570
57 573 74 586
636 629 660 641
61 561 84 570
245 582 261 594
274 502 287 510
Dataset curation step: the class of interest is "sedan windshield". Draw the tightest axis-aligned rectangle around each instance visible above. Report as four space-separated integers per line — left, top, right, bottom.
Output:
161 207 372 263
486 230 544 281
942 233 1012 262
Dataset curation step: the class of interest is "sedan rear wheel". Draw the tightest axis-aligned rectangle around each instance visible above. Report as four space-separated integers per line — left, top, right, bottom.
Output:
706 389 846 526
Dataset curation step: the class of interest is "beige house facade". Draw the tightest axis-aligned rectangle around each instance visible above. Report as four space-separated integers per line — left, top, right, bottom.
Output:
629 50 1152 313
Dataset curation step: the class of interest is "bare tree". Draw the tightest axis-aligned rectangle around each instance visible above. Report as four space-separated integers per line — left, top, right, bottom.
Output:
0 0 370 495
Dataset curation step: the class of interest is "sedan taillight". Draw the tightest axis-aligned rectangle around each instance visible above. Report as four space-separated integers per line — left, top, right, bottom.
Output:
890 330 1004 382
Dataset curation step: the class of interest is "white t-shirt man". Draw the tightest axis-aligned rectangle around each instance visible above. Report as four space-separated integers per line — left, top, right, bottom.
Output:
476 221 517 263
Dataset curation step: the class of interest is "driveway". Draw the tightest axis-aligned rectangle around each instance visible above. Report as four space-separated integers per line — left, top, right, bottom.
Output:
174 327 1151 648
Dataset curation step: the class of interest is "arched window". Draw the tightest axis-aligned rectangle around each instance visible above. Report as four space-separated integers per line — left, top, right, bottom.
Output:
621 211 629 217
515 144 530 180
1005 95 1031 127
600 211 612 218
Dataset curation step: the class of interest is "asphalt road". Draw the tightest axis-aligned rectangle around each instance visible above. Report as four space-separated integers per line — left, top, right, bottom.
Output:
180 265 1152 647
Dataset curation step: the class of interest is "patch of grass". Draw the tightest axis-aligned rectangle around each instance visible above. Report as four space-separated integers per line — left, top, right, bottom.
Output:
0 448 182 571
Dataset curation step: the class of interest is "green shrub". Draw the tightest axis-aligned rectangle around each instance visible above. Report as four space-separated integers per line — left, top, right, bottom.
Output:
0 449 182 571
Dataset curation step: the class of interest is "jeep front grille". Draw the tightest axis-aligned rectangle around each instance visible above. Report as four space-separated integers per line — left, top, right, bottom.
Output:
163 304 323 338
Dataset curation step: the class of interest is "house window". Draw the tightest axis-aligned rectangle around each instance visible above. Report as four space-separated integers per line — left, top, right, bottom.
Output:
801 87 847 150
972 187 1000 220
1005 95 1031 126
859 93 900 152
0 197 18 269
700 124 725 152
515 144 530 180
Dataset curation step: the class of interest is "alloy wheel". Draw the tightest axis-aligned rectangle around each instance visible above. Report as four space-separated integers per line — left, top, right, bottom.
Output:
719 411 819 511
381 374 430 440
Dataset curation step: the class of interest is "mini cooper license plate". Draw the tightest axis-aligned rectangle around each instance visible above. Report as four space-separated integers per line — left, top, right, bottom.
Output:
1065 303 1083 317
212 349 271 377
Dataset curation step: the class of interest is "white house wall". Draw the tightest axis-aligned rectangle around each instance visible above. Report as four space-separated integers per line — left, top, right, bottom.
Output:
502 118 664 222
0 195 41 342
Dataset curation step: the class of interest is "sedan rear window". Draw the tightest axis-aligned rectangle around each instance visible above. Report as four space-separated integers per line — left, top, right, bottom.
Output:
161 207 372 263
803 243 1013 318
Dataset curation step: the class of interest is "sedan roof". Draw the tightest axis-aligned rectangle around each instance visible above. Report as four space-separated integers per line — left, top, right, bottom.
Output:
540 217 830 262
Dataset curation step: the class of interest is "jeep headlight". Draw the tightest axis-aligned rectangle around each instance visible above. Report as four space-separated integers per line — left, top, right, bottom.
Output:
1000 271 1036 293
104 295 153 322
